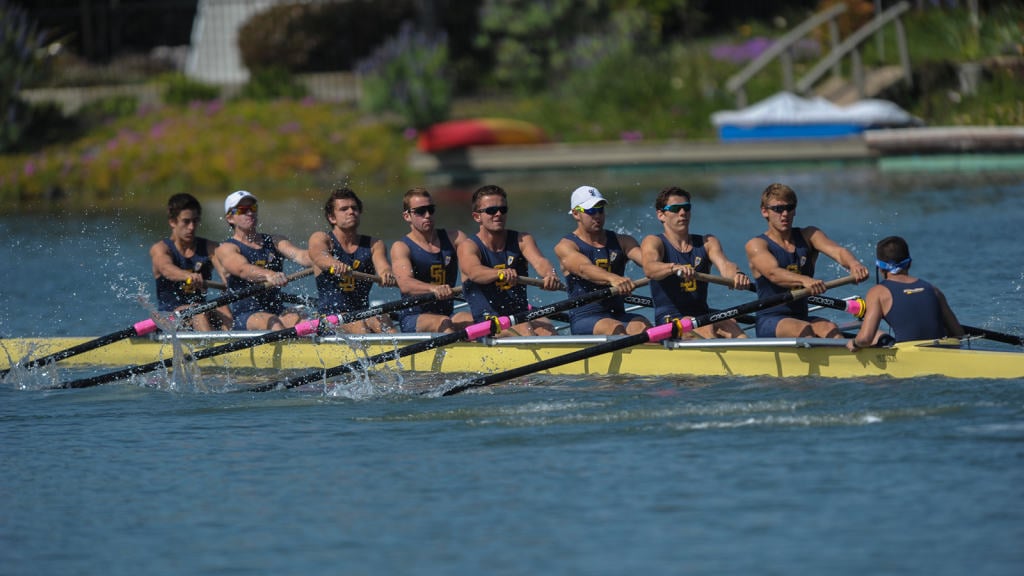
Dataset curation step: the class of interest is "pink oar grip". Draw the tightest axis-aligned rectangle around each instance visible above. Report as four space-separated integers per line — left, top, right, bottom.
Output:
293 319 321 337
846 298 866 319
646 322 677 343
134 318 159 336
465 316 512 340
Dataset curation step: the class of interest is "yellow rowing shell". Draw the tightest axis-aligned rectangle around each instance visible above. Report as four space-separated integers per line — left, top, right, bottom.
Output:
3 334 1023 380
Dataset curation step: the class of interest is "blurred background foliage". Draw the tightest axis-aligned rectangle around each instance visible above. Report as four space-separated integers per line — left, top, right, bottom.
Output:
1 0 1022 211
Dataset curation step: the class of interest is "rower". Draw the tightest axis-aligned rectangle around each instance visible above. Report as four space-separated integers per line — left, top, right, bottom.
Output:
149 193 232 331
554 185 650 336
642 186 749 339
745 182 869 338
390 187 473 333
216 190 313 331
458 184 564 337
308 187 397 334
847 235 963 351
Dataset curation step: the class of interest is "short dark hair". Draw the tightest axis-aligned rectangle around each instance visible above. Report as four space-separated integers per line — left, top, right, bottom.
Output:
324 187 363 222
167 193 201 220
403 187 432 211
655 186 691 211
876 235 910 264
471 184 507 211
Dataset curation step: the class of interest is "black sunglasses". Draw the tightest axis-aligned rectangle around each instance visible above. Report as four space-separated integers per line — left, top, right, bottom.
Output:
475 205 509 215
406 205 436 216
766 203 797 214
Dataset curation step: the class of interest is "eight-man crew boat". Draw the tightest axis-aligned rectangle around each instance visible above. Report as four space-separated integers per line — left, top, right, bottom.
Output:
2 331 1024 380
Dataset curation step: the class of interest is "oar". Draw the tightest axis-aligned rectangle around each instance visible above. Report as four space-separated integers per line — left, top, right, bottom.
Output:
442 275 858 396
2 268 314 377
52 286 461 389
960 324 1024 347
245 278 651 393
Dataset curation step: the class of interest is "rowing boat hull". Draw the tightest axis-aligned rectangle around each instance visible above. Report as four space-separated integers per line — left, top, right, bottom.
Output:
3 334 1023 380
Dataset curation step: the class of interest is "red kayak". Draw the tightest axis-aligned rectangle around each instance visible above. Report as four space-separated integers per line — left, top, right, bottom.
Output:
417 118 548 152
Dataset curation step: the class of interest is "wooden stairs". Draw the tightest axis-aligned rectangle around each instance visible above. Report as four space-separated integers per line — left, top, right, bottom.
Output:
814 65 907 105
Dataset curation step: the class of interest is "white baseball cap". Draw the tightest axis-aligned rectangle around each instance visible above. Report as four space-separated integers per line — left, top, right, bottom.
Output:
568 185 607 214
224 190 257 214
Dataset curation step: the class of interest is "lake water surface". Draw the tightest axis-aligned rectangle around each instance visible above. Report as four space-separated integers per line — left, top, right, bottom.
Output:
2 164 1023 575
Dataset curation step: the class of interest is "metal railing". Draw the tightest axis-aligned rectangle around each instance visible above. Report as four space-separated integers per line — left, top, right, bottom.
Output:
795 1 912 98
725 3 848 108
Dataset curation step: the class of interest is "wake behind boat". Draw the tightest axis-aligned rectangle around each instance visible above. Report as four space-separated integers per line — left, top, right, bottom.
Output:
3 331 1024 381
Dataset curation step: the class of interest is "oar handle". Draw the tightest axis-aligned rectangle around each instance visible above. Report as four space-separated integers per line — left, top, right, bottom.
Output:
327 267 382 284
694 272 755 292
510 276 561 289
176 267 314 321
519 276 649 293
317 286 465 328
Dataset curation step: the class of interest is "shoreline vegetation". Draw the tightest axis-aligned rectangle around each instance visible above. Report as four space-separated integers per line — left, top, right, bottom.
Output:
1 4 1021 215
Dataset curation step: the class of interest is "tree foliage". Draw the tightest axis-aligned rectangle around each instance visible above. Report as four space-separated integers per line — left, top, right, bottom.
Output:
1 0 50 152
357 22 452 129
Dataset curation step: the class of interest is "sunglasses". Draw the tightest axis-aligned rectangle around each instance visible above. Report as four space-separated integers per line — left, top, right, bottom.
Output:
661 202 692 213
406 205 436 217
575 205 605 216
766 203 797 214
231 204 258 216
475 205 509 216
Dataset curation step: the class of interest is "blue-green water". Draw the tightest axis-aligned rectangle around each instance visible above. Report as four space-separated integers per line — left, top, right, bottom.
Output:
2 165 1023 575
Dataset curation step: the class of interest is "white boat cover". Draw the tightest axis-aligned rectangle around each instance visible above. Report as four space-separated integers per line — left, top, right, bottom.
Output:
711 91 920 128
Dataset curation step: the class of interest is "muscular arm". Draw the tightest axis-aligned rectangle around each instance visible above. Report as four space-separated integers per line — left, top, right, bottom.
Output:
704 234 750 290
273 235 312 268
804 227 869 283
308 231 340 274
392 239 456 299
555 236 635 293
641 234 677 280
215 241 269 283
849 284 887 350
206 239 230 283
745 236 823 292
150 241 200 284
620 233 644 268
518 232 563 290
458 237 505 284
369 237 396 287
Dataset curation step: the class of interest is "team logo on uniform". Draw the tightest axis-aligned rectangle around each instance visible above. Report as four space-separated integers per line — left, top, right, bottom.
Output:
694 256 703 267
444 256 451 266
507 256 516 267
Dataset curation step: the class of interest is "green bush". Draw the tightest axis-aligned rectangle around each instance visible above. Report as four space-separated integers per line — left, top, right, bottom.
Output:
1 0 50 152
237 0 416 73
357 22 451 129
236 67 308 101
161 73 220 106
475 0 605 94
